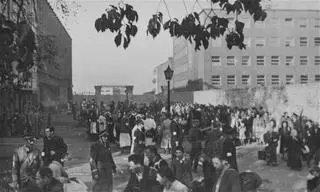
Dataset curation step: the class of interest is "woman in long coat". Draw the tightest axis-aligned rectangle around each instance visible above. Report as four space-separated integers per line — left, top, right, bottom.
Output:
279 121 291 160
287 129 305 170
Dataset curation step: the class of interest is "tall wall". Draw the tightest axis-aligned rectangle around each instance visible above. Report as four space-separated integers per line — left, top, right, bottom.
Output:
194 83 320 123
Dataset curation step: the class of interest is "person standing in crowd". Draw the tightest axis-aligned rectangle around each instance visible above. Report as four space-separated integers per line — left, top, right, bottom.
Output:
198 152 216 192
119 112 131 151
188 119 202 173
160 114 172 154
144 113 157 146
12 136 42 191
244 110 254 144
212 155 241 192
42 126 68 166
37 167 64 192
253 113 266 144
124 154 162 192
157 166 189 192
171 146 193 188
223 127 238 171
106 112 115 143
90 130 117 192
88 104 98 134
287 129 306 171
170 114 182 159
263 119 279 166
306 120 320 167
279 121 291 161
131 119 145 156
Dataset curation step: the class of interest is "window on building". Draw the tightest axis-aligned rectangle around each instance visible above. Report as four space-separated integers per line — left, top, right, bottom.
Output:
298 18 308 28
299 37 308 47
211 75 221 86
315 18 320 28
241 56 250 66
256 56 265 65
212 38 222 47
257 75 265 86
286 75 294 85
314 37 320 46
271 56 280 65
270 18 280 27
244 38 251 47
271 75 280 85
300 75 308 84
211 56 221 66
285 56 295 66
255 37 265 47
269 36 280 47
285 37 295 47
227 56 235 65
300 56 308 65
315 56 320 65
315 75 320 82
284 18 294 26
242 75 250 85
227 75 236 85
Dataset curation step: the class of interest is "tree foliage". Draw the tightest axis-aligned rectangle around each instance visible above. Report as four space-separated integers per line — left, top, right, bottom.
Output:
0 14 36 89
95 0 267 50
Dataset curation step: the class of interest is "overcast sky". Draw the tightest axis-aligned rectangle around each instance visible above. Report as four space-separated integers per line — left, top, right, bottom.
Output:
61 0 319 94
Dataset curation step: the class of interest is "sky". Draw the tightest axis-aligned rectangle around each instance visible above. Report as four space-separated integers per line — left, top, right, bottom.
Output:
58 0 319 94
65 0 208 94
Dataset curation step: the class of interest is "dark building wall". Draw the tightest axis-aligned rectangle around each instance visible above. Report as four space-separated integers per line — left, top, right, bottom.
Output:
37 0 72 106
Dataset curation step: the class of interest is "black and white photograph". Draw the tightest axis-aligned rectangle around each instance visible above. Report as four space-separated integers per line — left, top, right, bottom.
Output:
0 0 320 191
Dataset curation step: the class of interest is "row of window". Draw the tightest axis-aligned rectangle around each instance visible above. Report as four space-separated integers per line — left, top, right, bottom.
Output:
212 37 320 47
211 75 320 86
211 56 320 66
256 37 320 47
251 17 320 28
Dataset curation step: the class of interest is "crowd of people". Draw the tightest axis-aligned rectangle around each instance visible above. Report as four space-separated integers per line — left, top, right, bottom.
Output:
10 98 320 192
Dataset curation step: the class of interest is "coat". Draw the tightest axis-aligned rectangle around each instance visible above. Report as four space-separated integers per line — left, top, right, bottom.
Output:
90 141 116 192
222 137 238 171
12 145 42 188
172 156 193 187
43 135 68 166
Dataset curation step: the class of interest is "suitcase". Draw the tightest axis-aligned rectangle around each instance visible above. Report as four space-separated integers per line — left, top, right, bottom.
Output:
258 150 266 160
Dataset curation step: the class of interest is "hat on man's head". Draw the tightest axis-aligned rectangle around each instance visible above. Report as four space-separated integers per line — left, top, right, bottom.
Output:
98 130 109 137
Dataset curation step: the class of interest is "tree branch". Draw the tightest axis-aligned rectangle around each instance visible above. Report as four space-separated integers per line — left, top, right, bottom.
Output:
162 0 171 19
182 0 188 14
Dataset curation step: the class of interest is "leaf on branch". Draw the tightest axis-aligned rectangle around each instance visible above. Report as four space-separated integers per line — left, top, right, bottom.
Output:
235 20 244 34
123 37 131 49
131 25 138 37
223 3 234 14
163 20 170 30
94 18 102 32
114 32 122 47
233 0 243 14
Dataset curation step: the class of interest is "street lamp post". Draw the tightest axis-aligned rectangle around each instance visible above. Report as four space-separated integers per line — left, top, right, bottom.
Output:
164 65 174 117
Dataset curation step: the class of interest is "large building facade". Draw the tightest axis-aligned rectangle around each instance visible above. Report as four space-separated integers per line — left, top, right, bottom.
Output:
164 1 320 91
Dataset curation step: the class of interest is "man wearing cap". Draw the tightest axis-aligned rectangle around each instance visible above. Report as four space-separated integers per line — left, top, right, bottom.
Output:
90 130 117 192
12 136 42 191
